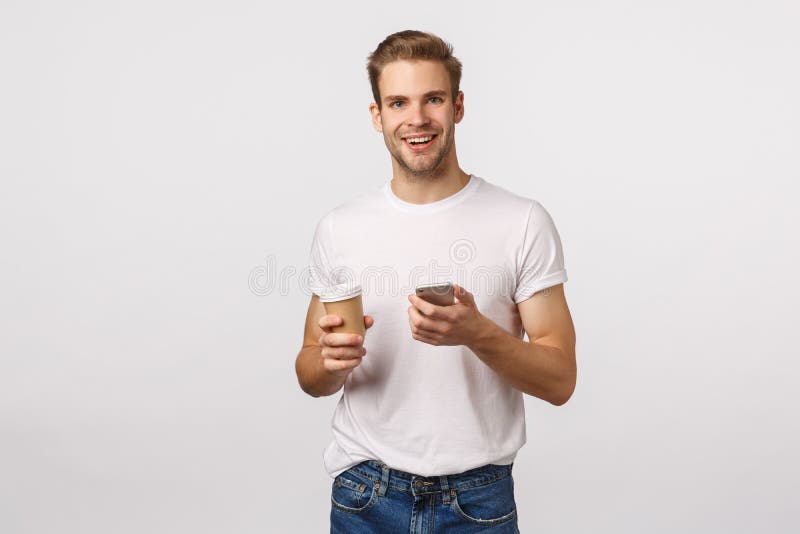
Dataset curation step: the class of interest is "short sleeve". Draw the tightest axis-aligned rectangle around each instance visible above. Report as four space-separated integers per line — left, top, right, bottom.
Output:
308 213 336 297
514 201 568 303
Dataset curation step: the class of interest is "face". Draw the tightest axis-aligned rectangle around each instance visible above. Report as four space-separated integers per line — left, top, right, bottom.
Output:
369 60 464 179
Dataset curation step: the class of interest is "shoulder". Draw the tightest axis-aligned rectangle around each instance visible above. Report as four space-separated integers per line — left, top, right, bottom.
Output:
472 175 547 219
314 183 385 228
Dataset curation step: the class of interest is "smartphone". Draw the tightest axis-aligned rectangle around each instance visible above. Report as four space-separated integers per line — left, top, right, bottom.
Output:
415 282 455 306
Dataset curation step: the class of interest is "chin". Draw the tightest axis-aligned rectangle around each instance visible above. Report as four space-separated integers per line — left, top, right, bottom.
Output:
406 164 446 179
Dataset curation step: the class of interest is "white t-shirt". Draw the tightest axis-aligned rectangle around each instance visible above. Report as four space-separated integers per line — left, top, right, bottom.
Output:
307 174 568 478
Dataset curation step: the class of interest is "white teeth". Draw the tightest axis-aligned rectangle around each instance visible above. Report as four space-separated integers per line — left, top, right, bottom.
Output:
407 136 432 144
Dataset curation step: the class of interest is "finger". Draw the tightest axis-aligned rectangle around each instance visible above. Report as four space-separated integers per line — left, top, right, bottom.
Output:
407 294 447 320
319 314 343 331
364 315 375 329
453 284 475 306
321 332 364 348
323 346 367 360
411 331 440 346
408 306 443 335
323 356 363 374
407 305 430 331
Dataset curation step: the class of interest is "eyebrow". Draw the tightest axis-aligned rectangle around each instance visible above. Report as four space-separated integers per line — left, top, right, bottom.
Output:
383 90 448 103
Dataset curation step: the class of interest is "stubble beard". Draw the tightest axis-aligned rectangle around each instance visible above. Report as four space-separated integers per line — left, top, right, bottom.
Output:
386 129 453 181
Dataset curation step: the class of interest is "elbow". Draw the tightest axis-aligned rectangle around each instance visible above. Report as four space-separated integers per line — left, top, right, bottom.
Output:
297 376 325 398
550 384 574 406
298 379 321 398
295 351 337 398
550 389 573 407
550 365 577 406
295 353 320 398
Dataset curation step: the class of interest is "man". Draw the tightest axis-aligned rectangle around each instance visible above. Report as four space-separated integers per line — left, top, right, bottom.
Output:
295 30 576 533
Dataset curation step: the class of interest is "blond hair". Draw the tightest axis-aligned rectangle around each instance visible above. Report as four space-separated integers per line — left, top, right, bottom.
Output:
367 30 463 109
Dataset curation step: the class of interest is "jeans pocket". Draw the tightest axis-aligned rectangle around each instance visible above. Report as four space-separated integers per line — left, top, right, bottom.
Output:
330 470 378 514
452 473 517 526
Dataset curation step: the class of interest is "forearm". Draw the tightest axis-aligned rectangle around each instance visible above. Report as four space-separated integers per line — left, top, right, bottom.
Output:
468 316 576 405
295 345 347 398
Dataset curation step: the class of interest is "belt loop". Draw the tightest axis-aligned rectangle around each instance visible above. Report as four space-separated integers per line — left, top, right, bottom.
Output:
439 475 451 504
377 464 390 497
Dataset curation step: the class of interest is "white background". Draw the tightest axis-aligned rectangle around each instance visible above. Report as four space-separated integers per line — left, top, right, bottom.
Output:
1 1 798 532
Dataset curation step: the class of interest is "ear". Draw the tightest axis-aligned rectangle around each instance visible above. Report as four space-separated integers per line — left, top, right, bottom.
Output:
454 91 465 124
369 102 383 133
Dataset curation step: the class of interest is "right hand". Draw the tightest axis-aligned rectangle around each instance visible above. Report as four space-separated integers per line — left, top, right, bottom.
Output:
318 315 374 377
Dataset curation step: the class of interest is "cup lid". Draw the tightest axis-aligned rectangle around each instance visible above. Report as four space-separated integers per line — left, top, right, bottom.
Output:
318 282 362 303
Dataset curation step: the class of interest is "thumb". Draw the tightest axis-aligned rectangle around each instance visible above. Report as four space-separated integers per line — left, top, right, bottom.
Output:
364 315 375 329
453 284 475 306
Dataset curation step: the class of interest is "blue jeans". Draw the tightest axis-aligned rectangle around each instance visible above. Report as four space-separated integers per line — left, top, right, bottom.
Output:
330 460 519 533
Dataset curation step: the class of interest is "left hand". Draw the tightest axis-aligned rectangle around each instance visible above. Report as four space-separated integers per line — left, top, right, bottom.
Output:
407 284 486 347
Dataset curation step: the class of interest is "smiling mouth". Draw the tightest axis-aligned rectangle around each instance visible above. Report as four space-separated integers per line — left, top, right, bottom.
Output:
403 134 437 151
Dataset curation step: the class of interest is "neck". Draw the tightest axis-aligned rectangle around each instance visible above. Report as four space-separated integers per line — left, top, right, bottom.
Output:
389 154 471 205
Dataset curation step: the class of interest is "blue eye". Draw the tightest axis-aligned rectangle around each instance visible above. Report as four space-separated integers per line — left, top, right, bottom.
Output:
429 97 443 103
390 101 403 108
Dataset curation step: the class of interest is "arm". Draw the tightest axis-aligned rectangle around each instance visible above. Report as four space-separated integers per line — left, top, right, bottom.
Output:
295 294 373 397
407 284 576 406
468 284 576 405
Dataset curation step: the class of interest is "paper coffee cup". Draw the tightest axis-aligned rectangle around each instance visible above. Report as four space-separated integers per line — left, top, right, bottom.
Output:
319 283 365 336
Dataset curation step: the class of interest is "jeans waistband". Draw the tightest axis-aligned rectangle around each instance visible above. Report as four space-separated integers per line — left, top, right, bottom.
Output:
343 460 513 497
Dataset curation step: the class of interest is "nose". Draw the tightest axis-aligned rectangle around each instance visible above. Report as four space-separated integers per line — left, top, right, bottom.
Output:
406 101 430 128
